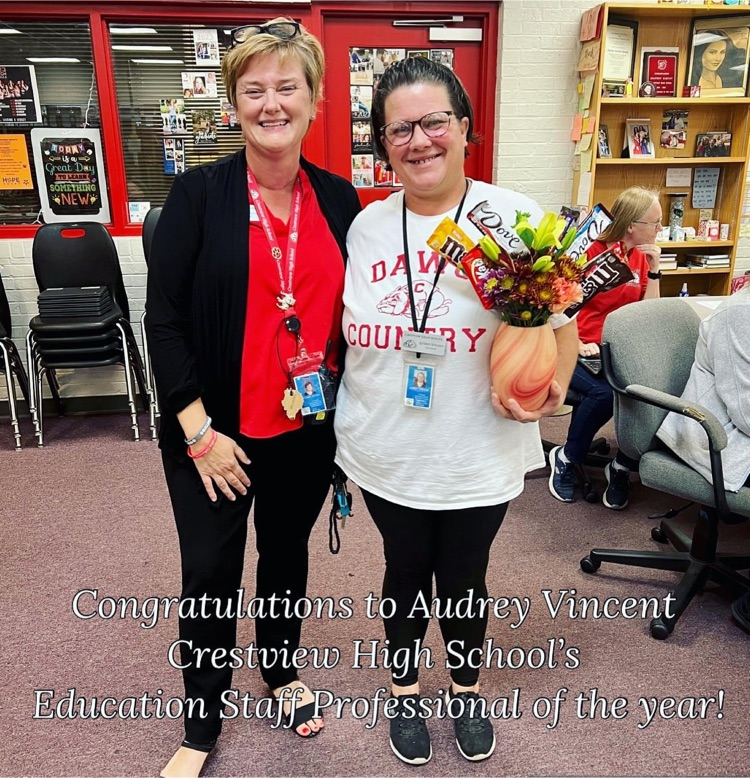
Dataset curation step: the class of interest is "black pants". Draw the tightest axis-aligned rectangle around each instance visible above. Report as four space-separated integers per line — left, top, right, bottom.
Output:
362 490 507 688
161 422 335 743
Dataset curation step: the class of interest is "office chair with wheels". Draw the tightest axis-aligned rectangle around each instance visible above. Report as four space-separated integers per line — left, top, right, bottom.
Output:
0 269 31 450
28 222 148 446
580 298 750 639
140 206 162 440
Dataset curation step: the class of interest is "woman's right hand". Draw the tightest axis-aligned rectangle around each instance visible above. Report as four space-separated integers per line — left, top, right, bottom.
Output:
190 431 251 502
579 340 600 357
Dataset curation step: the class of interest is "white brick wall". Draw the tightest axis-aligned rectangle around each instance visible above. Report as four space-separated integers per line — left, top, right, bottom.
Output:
2 0 749 402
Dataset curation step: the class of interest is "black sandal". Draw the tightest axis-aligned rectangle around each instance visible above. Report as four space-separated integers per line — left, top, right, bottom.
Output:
181 738 217 753
272 687 323 738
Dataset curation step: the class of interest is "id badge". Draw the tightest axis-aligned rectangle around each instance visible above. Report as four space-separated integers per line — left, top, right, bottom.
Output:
293 371 327 416
403 362 435 410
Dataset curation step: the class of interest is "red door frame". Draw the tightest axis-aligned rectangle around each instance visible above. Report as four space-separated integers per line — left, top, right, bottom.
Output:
1 1 498 239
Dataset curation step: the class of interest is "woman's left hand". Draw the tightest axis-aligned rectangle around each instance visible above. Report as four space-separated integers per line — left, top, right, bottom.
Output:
636 243 661 271
491 380 565 423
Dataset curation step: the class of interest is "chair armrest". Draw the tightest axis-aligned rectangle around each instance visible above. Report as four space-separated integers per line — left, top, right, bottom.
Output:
624 383 728 453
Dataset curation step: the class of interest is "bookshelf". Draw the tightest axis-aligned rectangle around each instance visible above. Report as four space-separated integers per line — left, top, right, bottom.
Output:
574 2 750 296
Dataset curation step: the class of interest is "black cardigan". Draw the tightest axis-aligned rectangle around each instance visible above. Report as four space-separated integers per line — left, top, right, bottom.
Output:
145 149 362 458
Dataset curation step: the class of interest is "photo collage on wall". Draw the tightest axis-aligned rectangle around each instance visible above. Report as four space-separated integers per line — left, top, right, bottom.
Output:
153 29 227 177
163 137 186 175
348 47 454 188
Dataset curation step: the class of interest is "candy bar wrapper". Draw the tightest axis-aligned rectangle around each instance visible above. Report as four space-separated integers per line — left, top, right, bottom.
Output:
466 200 519 255
564 247 633 316
426 217 475 267
566 203 613 261
460 245 496 310
558 205 583 241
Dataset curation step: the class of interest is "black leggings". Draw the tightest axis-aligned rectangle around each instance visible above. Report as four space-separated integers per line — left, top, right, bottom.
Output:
362 490 507 688
161 422 335 743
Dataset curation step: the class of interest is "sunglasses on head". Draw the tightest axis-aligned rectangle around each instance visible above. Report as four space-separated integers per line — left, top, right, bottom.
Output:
230 21 300 47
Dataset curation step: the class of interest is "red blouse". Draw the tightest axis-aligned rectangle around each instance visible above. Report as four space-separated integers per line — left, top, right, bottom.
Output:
239 169 344 438
576 239 650 345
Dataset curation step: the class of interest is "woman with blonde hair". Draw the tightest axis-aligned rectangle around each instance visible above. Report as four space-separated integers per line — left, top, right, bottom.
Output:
549 186 662 509
147 17 360 778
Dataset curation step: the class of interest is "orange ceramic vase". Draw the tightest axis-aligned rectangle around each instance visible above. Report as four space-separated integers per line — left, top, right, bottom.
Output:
490 321 558 412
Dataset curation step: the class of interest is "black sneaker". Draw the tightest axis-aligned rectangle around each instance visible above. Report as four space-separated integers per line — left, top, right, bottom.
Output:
603 461 630 510
548 445 577 503
731 591 750 633
446 689 496 762
389 694 431 765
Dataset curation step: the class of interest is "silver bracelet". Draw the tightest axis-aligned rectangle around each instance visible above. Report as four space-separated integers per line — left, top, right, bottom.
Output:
184 416 212 447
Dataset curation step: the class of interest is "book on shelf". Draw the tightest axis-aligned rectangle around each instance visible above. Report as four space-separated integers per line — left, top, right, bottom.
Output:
660 253 678 271
686 253 731 268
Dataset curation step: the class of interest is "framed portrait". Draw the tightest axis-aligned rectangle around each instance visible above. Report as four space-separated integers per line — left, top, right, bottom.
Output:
597 124 612 158
687 16 750 97
625 118 655 159
695 131 732 157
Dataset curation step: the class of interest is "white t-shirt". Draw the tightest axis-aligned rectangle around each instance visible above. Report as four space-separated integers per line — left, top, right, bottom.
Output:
334 180 570 509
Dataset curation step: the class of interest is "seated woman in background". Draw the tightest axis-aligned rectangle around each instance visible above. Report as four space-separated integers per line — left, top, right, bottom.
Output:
548 186 662 509
656 285 750 632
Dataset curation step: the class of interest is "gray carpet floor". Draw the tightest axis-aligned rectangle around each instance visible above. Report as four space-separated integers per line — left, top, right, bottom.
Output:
1 411 749 778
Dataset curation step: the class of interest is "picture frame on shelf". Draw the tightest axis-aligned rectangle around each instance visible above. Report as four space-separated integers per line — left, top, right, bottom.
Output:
695 131 732 157
602 80 626 97
661 108 689 150
639 46 679 97
625 118 655 158
660 129 687 149
687 16 750 97
662 108 689 131
597 124 612 158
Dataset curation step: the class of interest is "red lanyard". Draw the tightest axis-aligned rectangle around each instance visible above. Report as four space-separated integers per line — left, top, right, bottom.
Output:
246 166 303 311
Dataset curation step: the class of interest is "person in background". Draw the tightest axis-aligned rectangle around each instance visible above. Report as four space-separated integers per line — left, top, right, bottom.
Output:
656 285 750 633
548 186 662 509
146 17 360 778
334 56 578 766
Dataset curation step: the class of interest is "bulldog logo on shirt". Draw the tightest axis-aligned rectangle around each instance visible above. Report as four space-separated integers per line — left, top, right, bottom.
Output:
377 281 452 319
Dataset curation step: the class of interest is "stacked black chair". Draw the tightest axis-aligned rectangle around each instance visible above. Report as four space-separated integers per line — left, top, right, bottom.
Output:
0 269 32 450
28 222 148 446
140 206 162 440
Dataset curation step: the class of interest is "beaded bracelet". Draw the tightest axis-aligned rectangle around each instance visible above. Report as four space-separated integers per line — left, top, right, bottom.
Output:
184 416 212 446
187 429 218 459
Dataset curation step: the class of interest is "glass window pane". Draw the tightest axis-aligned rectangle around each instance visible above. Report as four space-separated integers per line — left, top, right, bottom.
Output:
109 24 244 222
